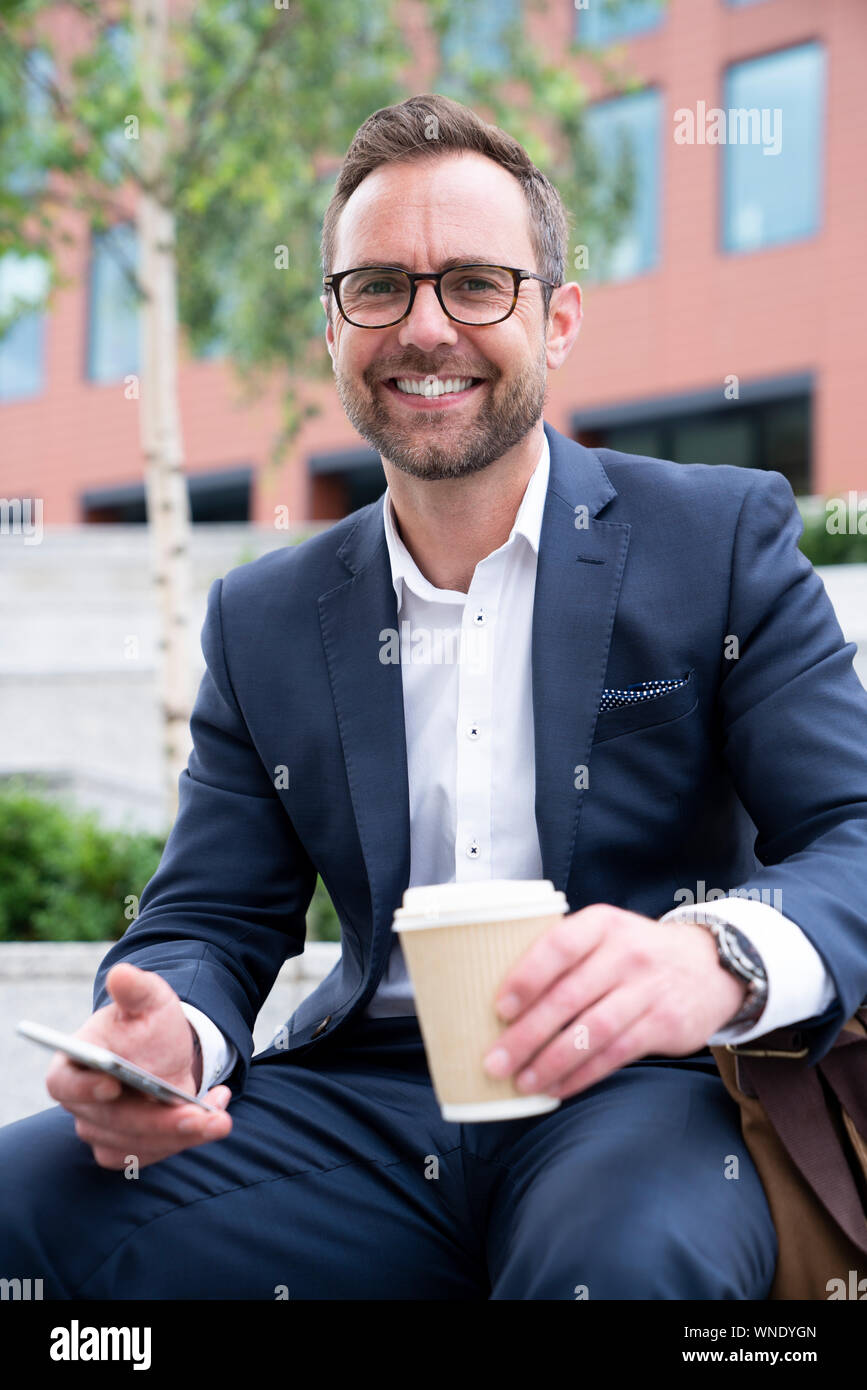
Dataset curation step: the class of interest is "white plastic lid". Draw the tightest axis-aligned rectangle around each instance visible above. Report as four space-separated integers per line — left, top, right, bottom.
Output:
392 879 568 931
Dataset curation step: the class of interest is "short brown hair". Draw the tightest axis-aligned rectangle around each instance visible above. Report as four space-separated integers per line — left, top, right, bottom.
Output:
321 93 569 318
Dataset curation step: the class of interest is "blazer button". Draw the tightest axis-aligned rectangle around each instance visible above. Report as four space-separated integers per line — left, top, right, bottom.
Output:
312 1014 332 1038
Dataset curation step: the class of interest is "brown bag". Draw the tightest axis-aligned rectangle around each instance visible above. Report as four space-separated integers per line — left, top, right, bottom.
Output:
711 1005 867 1300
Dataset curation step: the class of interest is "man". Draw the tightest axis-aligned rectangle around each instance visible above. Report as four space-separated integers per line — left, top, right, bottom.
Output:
2 93 866 1300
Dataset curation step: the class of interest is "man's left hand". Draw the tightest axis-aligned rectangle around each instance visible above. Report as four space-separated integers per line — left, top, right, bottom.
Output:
483 904 747 1100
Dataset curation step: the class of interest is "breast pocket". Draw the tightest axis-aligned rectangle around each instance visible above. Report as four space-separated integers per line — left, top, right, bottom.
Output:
592 668 698 744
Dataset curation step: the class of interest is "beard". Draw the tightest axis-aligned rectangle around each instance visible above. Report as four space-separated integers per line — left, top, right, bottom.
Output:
333 338 549 481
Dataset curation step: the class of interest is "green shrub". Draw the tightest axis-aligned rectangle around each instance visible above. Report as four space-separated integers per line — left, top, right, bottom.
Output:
307 875 341 942
0 778 341 944
797 499 867 566
0 779 163 942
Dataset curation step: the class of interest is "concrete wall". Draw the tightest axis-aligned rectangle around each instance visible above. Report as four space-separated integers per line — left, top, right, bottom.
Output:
0 524 326 833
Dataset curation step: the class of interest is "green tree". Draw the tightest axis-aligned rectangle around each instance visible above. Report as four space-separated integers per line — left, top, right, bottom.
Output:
0 0 638 821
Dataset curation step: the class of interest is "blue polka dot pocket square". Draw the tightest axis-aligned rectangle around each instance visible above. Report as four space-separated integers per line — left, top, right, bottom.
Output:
599 675 690 712
593 670 697 744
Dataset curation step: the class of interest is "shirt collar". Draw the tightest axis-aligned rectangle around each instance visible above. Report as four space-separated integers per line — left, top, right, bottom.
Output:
382 431 550 605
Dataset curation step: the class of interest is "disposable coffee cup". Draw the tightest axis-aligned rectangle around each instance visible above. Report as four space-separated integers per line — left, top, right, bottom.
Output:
392 879 569 1122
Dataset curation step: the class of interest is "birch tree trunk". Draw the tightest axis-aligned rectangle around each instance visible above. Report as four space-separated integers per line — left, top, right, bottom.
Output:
133 0 192 824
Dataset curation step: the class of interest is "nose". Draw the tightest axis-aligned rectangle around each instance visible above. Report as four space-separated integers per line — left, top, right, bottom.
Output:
397 279 458 353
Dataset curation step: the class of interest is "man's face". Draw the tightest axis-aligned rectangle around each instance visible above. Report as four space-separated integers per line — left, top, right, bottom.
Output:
324 152 552 481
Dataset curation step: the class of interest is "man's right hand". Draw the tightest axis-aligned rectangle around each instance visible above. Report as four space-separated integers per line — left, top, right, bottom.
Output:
46 963 233 1170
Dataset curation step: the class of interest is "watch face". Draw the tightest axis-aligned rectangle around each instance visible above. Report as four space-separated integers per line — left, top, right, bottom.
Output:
693 917 767 1026
726 925 767 981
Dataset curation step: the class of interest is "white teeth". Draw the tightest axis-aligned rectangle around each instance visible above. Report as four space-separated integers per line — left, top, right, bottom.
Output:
393 376 475 397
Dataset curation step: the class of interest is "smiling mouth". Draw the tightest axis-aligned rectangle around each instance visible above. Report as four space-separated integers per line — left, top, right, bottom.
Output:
382 375 487 404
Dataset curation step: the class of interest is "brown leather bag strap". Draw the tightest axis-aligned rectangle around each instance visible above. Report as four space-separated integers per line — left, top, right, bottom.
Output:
820 1022 867 1139
737 1031 867 1258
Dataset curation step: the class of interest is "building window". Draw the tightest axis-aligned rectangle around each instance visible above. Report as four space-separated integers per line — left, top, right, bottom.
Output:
585 88 661 282
7 46 54 196
575 0 665 45
573 375 812 493
440 0 519 74
101 22 136 182
723 43 825 253
0 253 49 402
335 6 395 81
308 446 384 519
81 466 252 523
86 222 140 382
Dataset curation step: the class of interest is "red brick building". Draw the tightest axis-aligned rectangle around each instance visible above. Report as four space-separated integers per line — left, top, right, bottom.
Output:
2 0 865 525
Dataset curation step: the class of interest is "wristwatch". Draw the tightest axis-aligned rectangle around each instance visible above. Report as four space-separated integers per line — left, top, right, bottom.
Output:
673 911 769 1028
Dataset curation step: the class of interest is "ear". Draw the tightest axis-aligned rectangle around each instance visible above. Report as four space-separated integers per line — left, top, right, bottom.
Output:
545 282 583 372
321 294 336 368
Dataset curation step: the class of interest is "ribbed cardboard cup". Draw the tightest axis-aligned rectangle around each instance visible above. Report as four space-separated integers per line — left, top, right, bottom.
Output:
392 880 569 1122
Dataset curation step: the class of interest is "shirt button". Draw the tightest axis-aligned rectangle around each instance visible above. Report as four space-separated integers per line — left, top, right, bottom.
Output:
473 608 486 626
467 722 480 739
466 839 480 859
312 1014 332 1037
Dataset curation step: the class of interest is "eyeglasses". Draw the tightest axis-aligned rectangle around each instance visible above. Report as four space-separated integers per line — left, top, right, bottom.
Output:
322 263 560 329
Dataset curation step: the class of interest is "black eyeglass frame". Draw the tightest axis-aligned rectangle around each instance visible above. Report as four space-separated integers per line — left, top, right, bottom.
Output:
322 263 561 328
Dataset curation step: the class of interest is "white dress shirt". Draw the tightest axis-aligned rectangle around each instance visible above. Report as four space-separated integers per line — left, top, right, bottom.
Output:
183 432 836 1094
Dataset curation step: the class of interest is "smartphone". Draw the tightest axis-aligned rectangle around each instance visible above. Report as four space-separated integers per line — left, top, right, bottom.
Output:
17 1019 217 1112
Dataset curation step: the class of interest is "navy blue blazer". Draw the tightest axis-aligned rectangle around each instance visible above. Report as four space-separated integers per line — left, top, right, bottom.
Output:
94 421 867 1091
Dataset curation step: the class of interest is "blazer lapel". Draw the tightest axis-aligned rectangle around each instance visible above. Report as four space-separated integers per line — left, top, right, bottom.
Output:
534 423 629 899
318 504 412 983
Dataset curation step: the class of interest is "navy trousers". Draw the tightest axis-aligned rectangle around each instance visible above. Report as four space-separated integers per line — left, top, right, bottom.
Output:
0 1016 776 1299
